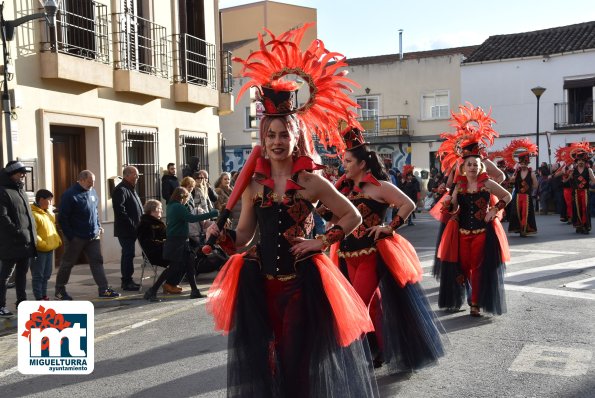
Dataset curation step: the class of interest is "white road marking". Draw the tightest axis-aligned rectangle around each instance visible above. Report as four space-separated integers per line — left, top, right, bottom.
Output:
506 257 595 283
509 344 592 376
564 277 595 290
504 284 595 300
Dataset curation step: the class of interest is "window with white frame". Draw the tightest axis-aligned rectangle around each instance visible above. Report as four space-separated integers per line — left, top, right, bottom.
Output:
422 91 449 120
180 134 209 173
245 106 260 130
357 96 379 133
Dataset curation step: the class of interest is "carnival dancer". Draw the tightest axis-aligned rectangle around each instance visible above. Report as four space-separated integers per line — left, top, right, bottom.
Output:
559 143 595 234
319 127 444 373
503 139 539 237
205 25 379 398
435 123 511 317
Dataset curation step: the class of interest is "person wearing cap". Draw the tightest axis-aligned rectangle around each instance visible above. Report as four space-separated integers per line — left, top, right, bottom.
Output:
324 127 444 372
504 139 539 237
569 146 595 234
0 161 36 317
30 189 62 301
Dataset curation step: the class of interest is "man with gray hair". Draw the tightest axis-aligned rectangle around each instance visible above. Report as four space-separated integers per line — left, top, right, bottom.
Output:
55 170 119 300
112 166 143 290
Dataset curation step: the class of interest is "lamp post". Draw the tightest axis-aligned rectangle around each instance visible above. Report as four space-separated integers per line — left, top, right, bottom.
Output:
531 86 546 168
1 0 60 164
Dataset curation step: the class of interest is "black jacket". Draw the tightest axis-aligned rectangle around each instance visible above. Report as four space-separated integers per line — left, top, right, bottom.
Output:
0 170 37 259
161 174 180 203
112 179 143 238
136 214 168 267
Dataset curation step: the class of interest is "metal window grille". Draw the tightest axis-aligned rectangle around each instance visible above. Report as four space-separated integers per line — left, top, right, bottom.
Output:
220 50 233 93
173 33 216 88
41 0 109 63
180 135 209 173
114 12 170 78
122 130 160 203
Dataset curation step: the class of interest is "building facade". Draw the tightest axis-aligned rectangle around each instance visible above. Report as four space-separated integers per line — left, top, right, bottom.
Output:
1 0 233 262
461 22 595 164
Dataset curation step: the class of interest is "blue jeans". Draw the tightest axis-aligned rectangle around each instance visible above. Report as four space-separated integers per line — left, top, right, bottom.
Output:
118 237 137 283
31 251 53 299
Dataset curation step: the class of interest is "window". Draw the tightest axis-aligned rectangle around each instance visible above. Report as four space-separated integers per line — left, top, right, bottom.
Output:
245 106 260 130
122 129 160 203
422 91 449 120
180 134 209 173
357 96 380 133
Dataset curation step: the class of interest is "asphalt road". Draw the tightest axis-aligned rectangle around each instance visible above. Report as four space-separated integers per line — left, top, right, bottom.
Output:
0 213 593 398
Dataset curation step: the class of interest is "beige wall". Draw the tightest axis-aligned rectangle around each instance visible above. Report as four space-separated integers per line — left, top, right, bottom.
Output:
2 0 225 262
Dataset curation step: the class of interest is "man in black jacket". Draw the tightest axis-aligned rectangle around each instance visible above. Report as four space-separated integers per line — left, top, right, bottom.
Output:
161 163 179 203
0 161 36 316
112 166 143 291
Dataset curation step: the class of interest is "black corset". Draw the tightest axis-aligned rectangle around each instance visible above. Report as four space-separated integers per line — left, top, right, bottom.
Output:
457 190 490 231
341 194 388 252
254 187 314 276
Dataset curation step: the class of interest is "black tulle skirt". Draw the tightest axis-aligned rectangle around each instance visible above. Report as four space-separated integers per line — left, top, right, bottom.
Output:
224 259 379 398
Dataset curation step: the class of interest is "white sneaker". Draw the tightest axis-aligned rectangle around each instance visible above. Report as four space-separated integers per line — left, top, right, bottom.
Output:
0 307 14 317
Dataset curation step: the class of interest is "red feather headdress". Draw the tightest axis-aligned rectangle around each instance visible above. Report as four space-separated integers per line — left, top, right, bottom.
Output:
502 138 538 168
233 23 362 154
436 103 499 173
403 164 415 176
556 142 594 164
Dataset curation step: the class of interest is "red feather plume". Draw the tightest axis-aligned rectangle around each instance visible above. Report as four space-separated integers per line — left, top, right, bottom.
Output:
502 138 538 169
233 23 362 154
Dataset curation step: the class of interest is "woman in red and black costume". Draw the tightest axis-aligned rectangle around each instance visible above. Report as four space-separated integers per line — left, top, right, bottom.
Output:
568 143 595 234
503 139 539 237
320 127 444 373
435 136 512 317
205 25 379 398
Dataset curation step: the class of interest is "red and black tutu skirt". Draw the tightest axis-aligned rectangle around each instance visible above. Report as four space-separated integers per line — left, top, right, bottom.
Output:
207 251 379 398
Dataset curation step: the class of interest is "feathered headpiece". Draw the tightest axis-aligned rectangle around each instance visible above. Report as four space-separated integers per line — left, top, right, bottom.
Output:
233 23 362 154
436 103 499 173
488 150 506 167
502 138 538 168
556 142 593 164
403 164 415 176
341 126 367 150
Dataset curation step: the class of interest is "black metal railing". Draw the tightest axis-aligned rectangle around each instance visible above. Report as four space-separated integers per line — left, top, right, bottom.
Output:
220 50 233 93
41 0 109 63
554 101 594 129
358 115 411 136
173 33 216 89
114 12 170 79
122 130 160 203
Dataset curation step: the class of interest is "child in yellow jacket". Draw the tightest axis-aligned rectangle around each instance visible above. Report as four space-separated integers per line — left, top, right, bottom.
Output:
31 189 62 300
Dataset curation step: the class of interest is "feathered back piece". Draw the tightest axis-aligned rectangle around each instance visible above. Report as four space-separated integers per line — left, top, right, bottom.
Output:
556 142 594 164
233 23 362 154
403 164 415 176
502 138 538 168
488 150 506 168
436 103 499 173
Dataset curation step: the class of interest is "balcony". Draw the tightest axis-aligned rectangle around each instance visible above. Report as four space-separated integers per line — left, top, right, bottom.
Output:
113 12 170 98
358 115 411 138
218 50 234 115
172 33 218 107
554 101 594 130
40 0 112 87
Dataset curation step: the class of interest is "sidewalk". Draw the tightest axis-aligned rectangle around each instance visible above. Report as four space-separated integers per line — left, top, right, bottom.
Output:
0 256 217 334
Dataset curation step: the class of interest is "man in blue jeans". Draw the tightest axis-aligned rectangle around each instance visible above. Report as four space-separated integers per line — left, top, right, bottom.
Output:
55 170 119 300
112 166 143 291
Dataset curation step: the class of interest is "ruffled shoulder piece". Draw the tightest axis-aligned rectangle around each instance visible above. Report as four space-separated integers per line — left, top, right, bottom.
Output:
291 156 326 174
353 172 381 192
253 156 324 193
253 157 274 190
477 172 489 183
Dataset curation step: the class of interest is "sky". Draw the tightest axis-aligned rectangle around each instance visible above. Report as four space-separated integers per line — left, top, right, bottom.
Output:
219 0 595 58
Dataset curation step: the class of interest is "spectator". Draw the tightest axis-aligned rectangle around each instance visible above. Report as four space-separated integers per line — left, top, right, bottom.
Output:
136 199 169 302
182 156 200 178
537 166 552 215
30 189 62 301
180 176 202 247
590 161 595 215
163 187 217 298
112 166 143 291
193 169 218 204
161 163 179 203
213 172 232 212
401 166 420 225
551 163 565 220
55 170 120 300
0 161 36 316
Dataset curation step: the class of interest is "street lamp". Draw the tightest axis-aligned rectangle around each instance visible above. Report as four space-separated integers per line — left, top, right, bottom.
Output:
1 0 60 164
531 86 546 168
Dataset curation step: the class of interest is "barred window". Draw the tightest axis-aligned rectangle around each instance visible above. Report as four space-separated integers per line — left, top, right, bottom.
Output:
180 134 208 175
122 129 160 203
